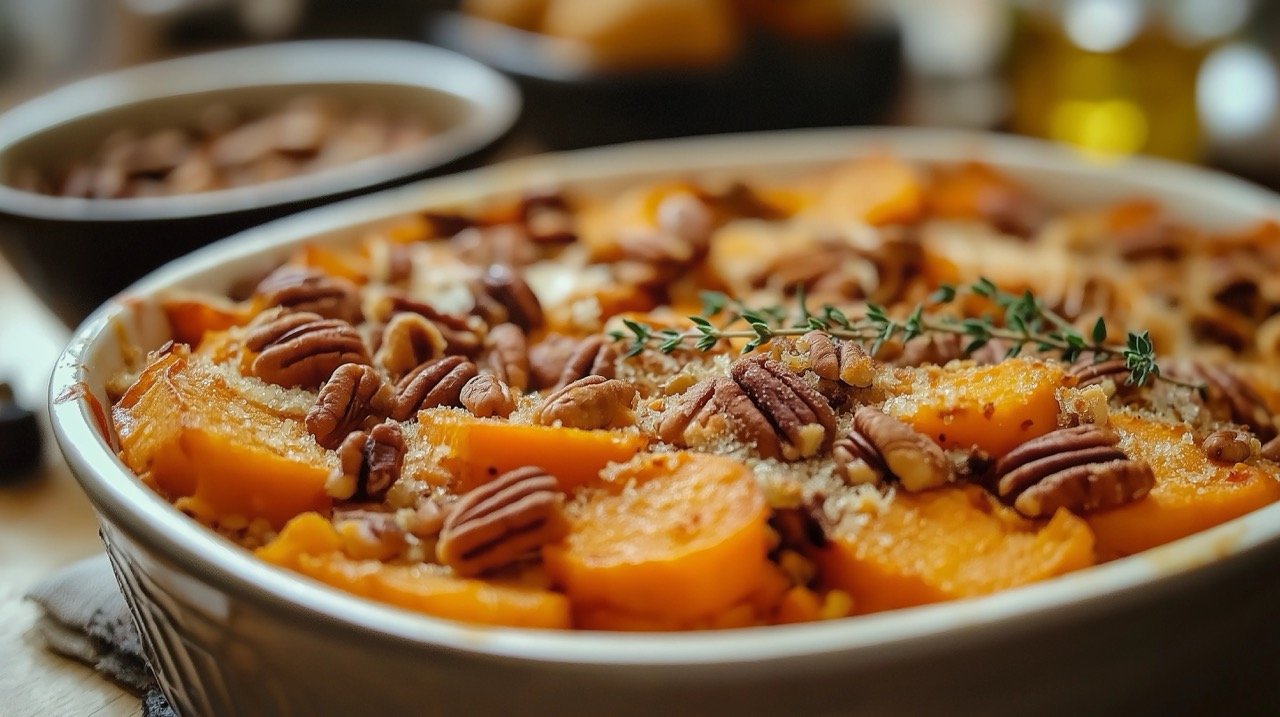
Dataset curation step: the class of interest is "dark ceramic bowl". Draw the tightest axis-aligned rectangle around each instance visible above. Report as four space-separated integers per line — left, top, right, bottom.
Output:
0 40 519 325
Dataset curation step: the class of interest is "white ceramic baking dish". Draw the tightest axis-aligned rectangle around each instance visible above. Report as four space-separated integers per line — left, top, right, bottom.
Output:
50 129 1280 716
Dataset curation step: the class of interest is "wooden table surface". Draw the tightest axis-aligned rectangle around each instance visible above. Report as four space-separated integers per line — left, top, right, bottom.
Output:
0 255 140 717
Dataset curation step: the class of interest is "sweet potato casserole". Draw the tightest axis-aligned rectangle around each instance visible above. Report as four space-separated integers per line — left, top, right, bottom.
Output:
108 156 1280 630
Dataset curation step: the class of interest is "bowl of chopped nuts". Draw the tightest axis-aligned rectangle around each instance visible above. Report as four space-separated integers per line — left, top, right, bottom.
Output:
0 40 519 325
51 128 1280 715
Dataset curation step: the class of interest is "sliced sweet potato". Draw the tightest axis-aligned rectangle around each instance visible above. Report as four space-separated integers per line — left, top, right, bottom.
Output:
810 155 926 226
817 485 1095 614
543 452 771 624
1087 413 1280 556
416 410 647 493
886 358 1066 458
113 345 333 527
259 513 571 629
927 162 1034 225
161 292 252 348
292 245 368 283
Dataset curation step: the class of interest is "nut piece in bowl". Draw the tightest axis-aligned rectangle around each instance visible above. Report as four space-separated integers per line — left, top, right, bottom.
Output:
19 95 437 200
51 130 1280 715
0 40 519 325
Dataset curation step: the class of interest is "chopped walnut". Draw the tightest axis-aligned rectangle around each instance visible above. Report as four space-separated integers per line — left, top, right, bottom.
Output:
306 363 393 449
535 375 637 430
245 311 370 389
327 420 406 502
436 466 568 576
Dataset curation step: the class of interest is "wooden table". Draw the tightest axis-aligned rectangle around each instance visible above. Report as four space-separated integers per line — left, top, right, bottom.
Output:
0 256 140 717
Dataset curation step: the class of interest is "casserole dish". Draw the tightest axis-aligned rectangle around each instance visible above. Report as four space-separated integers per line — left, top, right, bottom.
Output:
51 129 1280 715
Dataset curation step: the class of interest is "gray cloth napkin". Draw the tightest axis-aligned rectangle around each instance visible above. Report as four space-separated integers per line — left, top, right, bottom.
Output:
25 555 176 717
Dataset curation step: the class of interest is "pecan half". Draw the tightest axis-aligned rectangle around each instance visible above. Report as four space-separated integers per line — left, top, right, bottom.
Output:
535 375 637 430
553 335 618 391
1202 428 1256 464
375 313 447 379
452 225 537 266
460 373 516 418
436 466 568 577
833 407 951 491
730 355 837 461
895 333 965 367
306 363 393 449
327 420 406 502
479 264 543 331
658 379 717 445
484 323 530 392
246 311 370 388
660 369 830 460
801 331 875 387
1067 357 1131 388
527 334 581 390
1190 363 1276 440
865 234 924 305
995 425 1154 518
423 211 474 239
367 293 482 357
617 192 714 270
391 356 479 421
1263 436 1280 463
254 266 361 323
518 189 577 245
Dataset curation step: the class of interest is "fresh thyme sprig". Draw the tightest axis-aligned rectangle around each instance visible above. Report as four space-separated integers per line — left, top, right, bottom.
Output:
610 277 1198 390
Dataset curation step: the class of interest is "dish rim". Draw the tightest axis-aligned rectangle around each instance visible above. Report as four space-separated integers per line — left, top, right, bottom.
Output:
0 39 520 222
50 127 1280 667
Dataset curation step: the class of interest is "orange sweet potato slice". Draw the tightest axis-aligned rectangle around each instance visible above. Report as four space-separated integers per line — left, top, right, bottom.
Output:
161 292 252 348
259 513 571 629
886 358 1066 458
810 155 926 226
415 410 647 493
927 162 1033 224
289 245 369 284
543 452 771 625
817 485 1095 614
1086 413 1280 556
113 345 333 527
